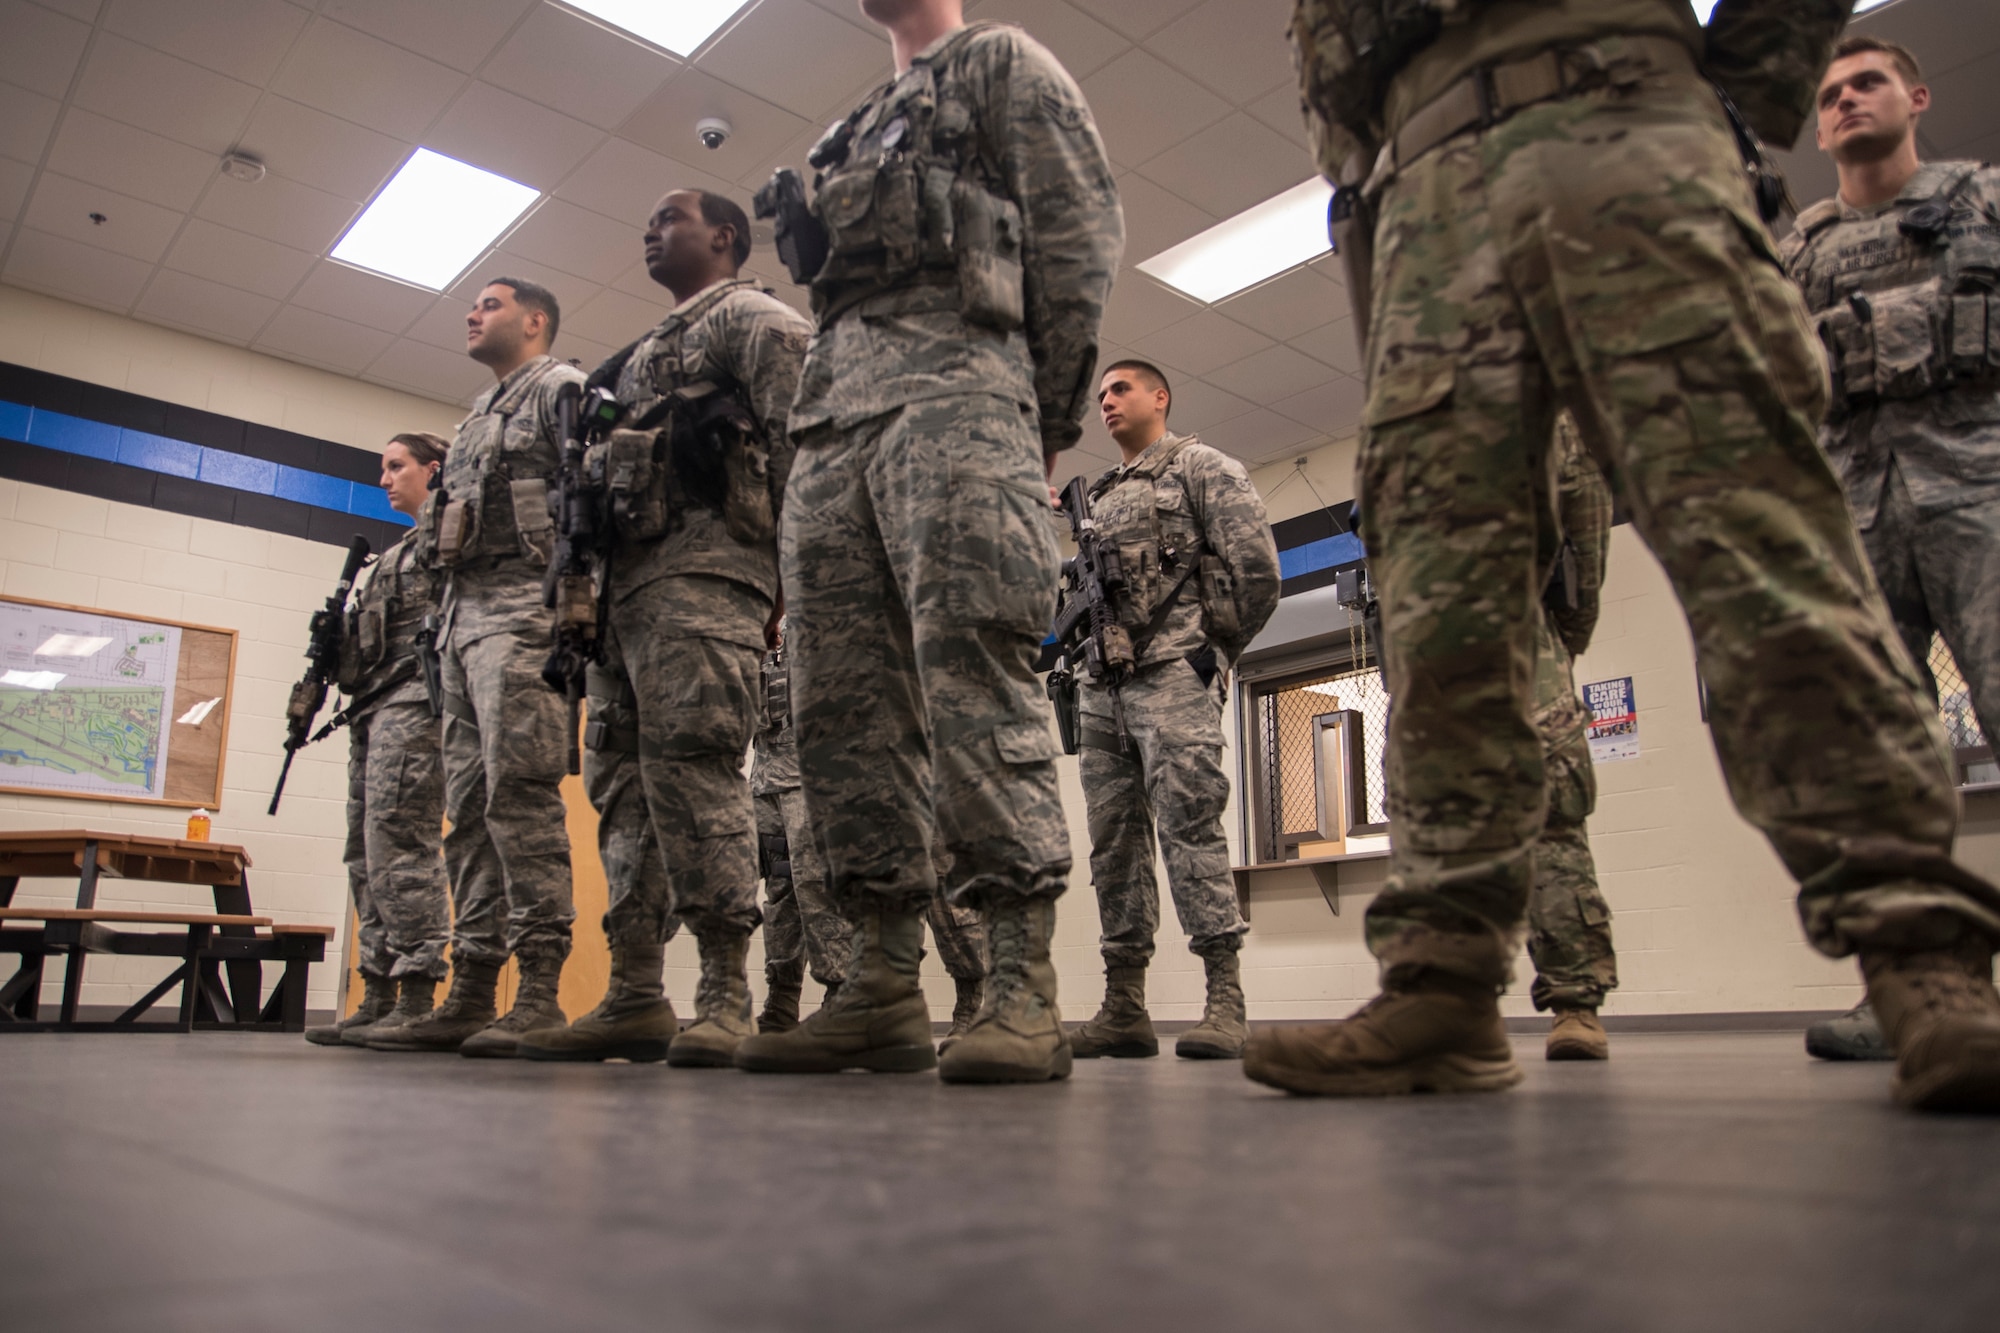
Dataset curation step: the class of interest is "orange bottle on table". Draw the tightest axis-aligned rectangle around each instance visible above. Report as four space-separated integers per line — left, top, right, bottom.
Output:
186 809 211 842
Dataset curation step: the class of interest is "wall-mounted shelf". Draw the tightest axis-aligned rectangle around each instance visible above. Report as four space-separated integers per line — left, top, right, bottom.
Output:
1230 847 1389 919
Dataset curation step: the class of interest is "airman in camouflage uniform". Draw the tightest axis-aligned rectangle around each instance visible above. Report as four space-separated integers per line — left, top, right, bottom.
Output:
306 433 452 1049
735 6 1122 1083
519 191 805 1069
1064 361 1280 1062
1249 0 2000 1113
1783 38 2000 1063
371 280 581 1057
1528 415 1618 1060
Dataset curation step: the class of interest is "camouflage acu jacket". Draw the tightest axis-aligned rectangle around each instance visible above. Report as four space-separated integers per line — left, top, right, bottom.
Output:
789 22 1123 455
1085 432 1282 672
607 277 812 611
1781 161 2000 524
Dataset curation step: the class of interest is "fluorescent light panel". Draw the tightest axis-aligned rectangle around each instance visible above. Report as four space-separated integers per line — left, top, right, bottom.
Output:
331 149 541 292
1692 0 1895 16
560 0 751 56
1137 177 1334 304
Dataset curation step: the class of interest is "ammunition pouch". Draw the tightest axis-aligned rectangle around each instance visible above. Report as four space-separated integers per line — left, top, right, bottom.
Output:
334 611 362 693
1817 285 2000 411
588 427 674 544
952 180 1024 332
1197 554 1239 645
582 714 638 755
759 832 790 881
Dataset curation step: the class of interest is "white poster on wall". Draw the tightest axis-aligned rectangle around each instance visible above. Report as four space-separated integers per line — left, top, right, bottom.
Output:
1585 676 1639 763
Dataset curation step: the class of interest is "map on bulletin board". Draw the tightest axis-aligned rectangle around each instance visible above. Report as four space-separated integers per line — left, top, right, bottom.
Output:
0 597 237 808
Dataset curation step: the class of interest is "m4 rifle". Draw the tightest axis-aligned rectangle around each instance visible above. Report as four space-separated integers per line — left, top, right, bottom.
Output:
268 534 371 814
540 378 621 774
1047 474 1135 754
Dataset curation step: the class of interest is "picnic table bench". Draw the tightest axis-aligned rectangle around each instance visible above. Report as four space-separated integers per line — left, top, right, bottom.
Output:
0 830 334 1033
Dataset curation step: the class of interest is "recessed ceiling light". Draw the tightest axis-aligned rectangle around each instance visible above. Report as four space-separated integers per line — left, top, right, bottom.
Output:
558 0 753 56
1137 177 1334 305
331 149 541 292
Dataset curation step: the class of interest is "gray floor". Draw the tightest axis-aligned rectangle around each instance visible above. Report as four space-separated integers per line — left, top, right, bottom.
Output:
1 1033 1997 1333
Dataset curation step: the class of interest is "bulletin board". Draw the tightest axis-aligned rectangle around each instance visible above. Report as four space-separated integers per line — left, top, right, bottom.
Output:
0 595 238 810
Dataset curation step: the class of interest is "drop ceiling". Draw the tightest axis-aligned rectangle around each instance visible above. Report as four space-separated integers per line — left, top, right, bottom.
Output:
0 0 1991 491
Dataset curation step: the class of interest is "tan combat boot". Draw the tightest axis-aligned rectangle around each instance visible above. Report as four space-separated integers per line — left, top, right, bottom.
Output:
342 974 437 1047
939 899 1070 1084
1861 942 2000 1112
758 958 805 1034
459 945 568 1059
367 959 500 1052
519 940 677 1063
668 928 756 1067
1178 951 1249 1060
1547 1006 1609 1061
938 973 983 1055
1243 971 1523 1097
1068 964 1157 1058
735 911 937 1073
306 972 395 1047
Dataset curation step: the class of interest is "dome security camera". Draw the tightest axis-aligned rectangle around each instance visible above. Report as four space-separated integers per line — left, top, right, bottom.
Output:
696 117 732 151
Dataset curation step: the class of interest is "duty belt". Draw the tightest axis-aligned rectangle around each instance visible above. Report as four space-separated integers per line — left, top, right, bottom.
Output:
1390 35 1695 171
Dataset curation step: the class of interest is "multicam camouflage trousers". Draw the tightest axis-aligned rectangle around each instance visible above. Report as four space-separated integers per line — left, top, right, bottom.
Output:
756 787 852 985
1080 660 1247 967
344 699 450 980
1526 618 1616 1012
441 624 575 969
585 573 765 949
1862 460 2000 755
782 394 1072 914
1355 48 2000 989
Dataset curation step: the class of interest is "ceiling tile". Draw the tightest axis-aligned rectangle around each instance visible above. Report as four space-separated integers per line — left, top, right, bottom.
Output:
426 82 605 191
1138 113 1311 219
623 68 812 184
1147 0 1294 102
255 304 398 374
194 170 359 252
1214 265 1341 341
44 109 218 213
290 261 437 333
498 198 640 285
1098 269 1201 347
555 332 620 378
1163 377 1254 435
0 82 60 167
274 18 463 140
0 158 33 223
965 0 1131 79
404 294 476 354
1204 406 1317 461
1246 81 1310 150
103 0 312 86
1115 171 1216 266
1270 371 1366 435
1206 342 1337 404
1290 314 1361 376
320 0 538 73
236 97 407 201
164 217 318 299
362 337 492 404
4 227 154 311
558 136 737 232
22 173 185 263
0 0 91 100
73 35 263 153
24 0 96 18
561 284 675 349
1131 308 1272 377
1910 59 1995 155
1081 48 1230 169
483 4 679 131
135 268 281 343
1067 0 1203 42
697 0 889 121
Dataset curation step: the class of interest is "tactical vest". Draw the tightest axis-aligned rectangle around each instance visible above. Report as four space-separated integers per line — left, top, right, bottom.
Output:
806 22 1025 329
1088 437 1239 647
335 534 436 695
590 282 776 548
420 356 573 570
1786 164 2000 414
1291 0 1489 159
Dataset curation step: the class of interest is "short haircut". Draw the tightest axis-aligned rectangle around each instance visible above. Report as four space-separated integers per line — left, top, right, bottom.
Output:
389 431 449 468
1101 358 1172 415
485 276 561 347
697 191 753 267
1831 34 1923 88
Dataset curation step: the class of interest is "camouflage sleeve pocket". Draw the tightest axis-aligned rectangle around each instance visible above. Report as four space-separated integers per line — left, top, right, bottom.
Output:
992 717 1059 765
1363 359 1455 429
1578 284 1730 359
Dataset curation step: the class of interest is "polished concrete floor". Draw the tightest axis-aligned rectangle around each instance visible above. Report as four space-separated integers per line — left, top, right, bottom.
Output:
1 1032 1996 1333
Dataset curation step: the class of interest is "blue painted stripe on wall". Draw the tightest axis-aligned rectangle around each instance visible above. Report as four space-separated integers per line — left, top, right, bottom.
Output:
2 401 412 527
1278 531 1364 579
